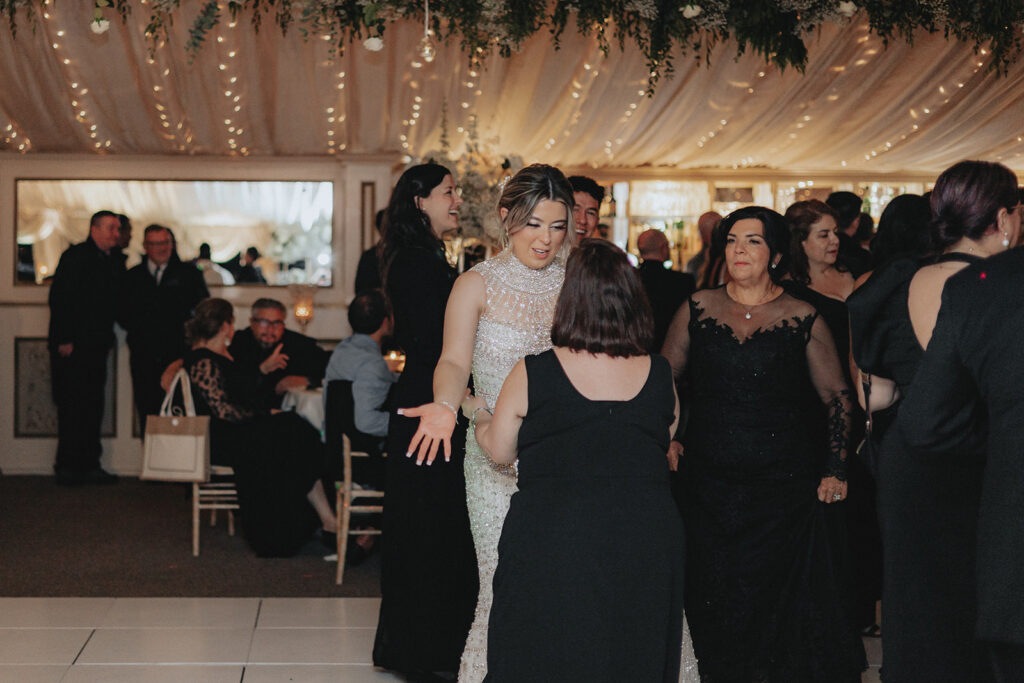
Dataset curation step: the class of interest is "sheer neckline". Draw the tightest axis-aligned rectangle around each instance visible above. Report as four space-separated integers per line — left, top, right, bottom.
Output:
476 248 564 294
692 289 817 346
550 350 653 404
723 282 785 310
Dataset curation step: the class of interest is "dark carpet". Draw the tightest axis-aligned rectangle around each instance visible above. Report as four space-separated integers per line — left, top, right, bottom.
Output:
0 475 381 597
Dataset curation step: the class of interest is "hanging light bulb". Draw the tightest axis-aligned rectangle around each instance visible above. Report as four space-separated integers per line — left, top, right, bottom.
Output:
419 0 435 63
420 33 436 62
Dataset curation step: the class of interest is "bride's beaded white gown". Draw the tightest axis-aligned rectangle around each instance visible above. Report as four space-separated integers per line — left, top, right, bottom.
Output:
456 249 699 683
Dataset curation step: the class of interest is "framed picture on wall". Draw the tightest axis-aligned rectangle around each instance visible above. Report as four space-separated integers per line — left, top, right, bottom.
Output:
14 338 116 438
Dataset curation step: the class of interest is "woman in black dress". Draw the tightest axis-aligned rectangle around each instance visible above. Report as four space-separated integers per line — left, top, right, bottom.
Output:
182 298 335 557
784 199 880 641
465 239 686 682
372 164 478 679
848 161 1021 682
662 206 862 682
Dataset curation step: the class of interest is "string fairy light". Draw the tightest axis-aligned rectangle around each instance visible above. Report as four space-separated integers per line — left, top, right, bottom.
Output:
44 4 111 151
215 18 248 155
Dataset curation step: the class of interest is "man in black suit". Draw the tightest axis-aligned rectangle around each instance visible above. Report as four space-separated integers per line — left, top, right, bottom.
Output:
48 210 125 485
636 229 695 352
229 298 328 409
900 245 1024 679
120 224 208 429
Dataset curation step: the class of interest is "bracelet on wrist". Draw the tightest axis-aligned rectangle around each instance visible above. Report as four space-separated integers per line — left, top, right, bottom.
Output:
438 400 459 417
470 406 492 426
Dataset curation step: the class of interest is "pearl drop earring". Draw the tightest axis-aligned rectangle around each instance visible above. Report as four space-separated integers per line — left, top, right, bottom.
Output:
1003 232 1011 248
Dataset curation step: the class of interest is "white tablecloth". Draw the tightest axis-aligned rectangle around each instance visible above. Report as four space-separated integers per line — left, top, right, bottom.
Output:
281 387 324 435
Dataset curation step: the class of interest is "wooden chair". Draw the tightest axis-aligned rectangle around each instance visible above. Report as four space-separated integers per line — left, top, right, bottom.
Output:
335 435 384 584
325 379 385 585
192 465 240 556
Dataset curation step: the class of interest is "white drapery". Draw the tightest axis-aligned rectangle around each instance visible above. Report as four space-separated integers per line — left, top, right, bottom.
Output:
0 4 1022 173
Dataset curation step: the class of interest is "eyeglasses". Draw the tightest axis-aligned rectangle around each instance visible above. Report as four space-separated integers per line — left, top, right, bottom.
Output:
252 318 285 328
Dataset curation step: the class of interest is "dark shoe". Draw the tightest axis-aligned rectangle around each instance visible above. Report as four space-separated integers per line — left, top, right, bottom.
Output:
54 468 82 486
861 623 882 638
81 468 119 485
346 534 376 567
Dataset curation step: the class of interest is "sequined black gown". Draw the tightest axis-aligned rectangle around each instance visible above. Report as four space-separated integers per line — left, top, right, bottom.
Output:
662 287 862 682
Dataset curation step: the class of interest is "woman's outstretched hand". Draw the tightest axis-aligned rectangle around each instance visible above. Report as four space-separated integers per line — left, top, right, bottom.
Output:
400 402 457 466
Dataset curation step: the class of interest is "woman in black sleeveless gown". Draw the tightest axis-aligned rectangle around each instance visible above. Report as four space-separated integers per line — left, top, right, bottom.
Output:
465 240 686 682
847 161 1020 682
372 164 478 678
662 207 862 682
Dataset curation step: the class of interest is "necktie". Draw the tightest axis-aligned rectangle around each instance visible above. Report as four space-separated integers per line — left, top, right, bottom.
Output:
155 265 164 284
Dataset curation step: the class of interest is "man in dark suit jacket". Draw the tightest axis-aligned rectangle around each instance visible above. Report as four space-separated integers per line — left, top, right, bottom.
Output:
48 210 125 485
229 297 328 409
900 246 1024 676
636 229 695 352
120 224 208 429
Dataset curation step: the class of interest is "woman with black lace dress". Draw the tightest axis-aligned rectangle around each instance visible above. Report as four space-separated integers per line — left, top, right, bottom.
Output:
183 298 336 557
662 206 863 682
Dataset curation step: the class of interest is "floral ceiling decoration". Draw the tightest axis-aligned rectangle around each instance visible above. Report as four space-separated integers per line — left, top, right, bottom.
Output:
3 1 1024 90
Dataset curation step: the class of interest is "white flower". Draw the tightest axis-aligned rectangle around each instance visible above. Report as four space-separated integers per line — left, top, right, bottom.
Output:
681 4 702 19
363 36 383 52
90 18 110 34
837 2 858 17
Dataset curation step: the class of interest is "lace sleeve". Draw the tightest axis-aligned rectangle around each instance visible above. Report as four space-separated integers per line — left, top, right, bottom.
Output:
189 357 262 423
660 297 693 381
805 314 853 480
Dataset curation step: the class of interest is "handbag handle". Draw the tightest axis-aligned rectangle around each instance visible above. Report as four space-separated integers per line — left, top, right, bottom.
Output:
160 368 197 417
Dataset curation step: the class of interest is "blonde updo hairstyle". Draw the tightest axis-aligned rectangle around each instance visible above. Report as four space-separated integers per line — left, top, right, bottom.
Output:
497 164 577 258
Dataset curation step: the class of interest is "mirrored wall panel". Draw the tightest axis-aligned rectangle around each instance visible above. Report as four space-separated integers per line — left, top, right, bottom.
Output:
16 179 334 286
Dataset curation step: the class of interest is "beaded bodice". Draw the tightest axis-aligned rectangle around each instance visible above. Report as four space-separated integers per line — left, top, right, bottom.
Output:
469 249 565 410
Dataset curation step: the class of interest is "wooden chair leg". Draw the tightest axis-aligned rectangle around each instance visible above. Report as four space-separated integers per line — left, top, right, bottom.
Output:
336 498 352 585
227 510 235 536
209 508 217 526
192 482 200 557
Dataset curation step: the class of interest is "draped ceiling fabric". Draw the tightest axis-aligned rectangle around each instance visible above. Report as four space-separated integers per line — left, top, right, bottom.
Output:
0 2 1022 174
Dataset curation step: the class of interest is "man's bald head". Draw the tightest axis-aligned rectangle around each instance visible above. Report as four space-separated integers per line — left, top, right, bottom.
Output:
697 211 722 246
637 229 670 261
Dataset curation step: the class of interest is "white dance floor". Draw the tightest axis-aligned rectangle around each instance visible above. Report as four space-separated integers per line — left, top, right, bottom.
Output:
0 597 882 682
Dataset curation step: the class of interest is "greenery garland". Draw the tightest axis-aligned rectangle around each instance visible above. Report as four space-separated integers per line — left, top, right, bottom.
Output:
2 1 1022 90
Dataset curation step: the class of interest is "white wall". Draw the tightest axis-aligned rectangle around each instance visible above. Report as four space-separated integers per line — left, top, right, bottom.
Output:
0 153 397 475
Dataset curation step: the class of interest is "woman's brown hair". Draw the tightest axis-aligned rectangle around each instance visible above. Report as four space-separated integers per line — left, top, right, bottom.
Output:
184 298 234 346
784 199 842 284
551 239 653 357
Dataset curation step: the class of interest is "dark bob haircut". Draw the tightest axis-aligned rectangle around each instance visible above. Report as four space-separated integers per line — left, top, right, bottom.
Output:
784 199 842 284
826 191 863 229
717 206 790 284
551 239 652 358
930 160 1019 251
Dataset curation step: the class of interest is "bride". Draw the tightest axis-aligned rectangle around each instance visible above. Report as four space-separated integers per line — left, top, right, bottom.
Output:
404 164 698 682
